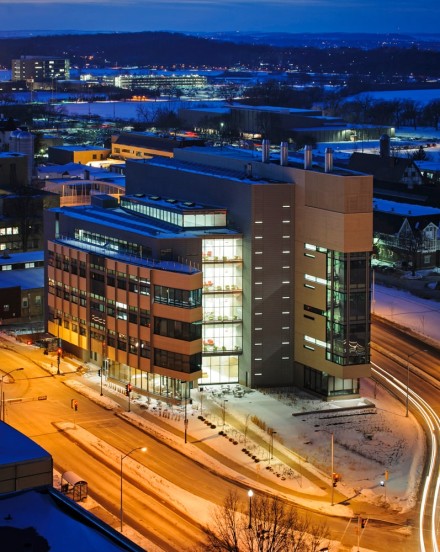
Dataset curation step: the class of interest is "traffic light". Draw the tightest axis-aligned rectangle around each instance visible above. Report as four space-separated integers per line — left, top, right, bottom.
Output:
360 517 368 529
71 399 78 411
98 369 101 377
332 473 340 487
57 347 62 357
125 383 132 396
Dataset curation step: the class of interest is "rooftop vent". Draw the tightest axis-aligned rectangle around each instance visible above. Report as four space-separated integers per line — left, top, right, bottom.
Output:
325 148 334 173
262 139 270 163
149 195 161 201
280 142 289 166
304 145 313 170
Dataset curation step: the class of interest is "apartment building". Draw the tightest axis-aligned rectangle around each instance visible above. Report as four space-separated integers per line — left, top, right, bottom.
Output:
45 142 372 400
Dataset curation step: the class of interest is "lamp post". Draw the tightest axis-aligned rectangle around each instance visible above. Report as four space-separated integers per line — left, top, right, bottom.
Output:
54 317 61 375
317 428 335 506
222 398 228 429
120 446 147 532
269 429 277 463
330 431 334 507
182 380 188 444
1 368 24 422
406 349 427 417
247 489 253 529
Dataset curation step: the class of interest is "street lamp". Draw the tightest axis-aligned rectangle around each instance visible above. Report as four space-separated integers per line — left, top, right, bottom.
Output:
317 428 335 506
54 316 61 375
269 429 277 463
222 399 228 429
247 489 253 529
120 446 147 532
1 368 24 422
182 380 188 444
406 349 427 417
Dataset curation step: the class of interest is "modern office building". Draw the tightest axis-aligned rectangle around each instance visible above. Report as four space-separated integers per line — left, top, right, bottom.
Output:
100 73 207 92
11 55 70 82
44 194 211 402
45 143 372 400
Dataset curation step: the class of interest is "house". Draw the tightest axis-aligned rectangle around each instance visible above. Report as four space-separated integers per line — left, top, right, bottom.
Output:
348 151 423 189
373 198 440 270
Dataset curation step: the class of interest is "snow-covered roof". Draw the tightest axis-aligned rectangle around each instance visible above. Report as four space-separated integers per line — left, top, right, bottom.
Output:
373 198 440 217
0 251 43 266
0 423 51 466
0 487 145 551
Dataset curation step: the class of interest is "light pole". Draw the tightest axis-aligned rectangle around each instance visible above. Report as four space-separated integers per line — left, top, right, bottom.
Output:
222 398 228 429
247 489 253 529
54 317 61 375
182 380 188 444
120 446 147 533
406 349 427 417
317 428 335 506
269 429 277 463
1 368 24 422
330 431 335 506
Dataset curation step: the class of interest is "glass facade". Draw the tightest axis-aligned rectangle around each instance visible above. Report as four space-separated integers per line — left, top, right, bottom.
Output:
326 251 370 366
201 237 243 384
121 196 227 229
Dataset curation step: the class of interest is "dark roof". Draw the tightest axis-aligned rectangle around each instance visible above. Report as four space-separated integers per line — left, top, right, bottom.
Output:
113 132 204 152
348 152 417 183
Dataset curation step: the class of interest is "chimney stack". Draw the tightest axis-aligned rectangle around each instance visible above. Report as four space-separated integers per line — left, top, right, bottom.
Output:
304 145 313 169
324 148 334 173
262 139 270 163
280 142 288 166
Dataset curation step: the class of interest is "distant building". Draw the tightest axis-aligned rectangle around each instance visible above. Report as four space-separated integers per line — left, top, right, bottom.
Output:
0 188 59 252
48 145 111 165
11 55 70 82
111 132 205 160
0 251 44 324
179 103 394 144
0 152 29 189
102 73 207 92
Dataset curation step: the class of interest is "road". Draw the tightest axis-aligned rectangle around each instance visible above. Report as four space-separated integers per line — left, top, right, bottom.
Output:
372 317 440 552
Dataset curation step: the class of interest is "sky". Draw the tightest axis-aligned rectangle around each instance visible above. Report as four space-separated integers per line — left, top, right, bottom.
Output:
0 0 438 35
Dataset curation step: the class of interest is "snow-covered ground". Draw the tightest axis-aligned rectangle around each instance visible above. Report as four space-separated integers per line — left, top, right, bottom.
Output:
60 373 420 552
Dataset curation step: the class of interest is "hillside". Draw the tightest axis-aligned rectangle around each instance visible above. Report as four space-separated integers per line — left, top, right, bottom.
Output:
1 31 440 80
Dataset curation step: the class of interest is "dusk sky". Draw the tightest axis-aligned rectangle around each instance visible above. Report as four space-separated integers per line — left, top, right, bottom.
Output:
0 0 438 35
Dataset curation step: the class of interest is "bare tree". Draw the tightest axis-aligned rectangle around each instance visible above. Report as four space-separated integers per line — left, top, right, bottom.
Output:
200 491 330 552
